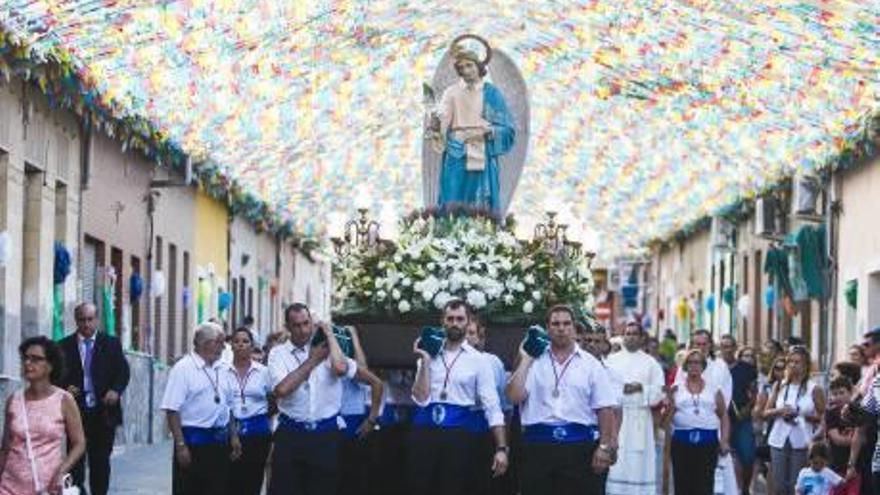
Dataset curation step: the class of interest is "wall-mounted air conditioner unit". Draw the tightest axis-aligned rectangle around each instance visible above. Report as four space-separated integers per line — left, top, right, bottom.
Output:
792 174 820 218
711 216 734 251
754 196 779 238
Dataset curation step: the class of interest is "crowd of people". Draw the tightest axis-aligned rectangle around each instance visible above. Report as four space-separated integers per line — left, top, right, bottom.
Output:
3 298 880 495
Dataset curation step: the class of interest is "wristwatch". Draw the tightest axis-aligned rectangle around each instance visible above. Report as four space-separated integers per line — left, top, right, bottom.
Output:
598 443 617 455
496 445 510 454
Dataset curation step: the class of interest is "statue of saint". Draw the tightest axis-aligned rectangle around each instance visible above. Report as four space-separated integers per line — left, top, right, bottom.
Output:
425 36 516 214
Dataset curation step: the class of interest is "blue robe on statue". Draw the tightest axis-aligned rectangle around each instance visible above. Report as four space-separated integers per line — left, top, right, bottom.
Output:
438 82 515 214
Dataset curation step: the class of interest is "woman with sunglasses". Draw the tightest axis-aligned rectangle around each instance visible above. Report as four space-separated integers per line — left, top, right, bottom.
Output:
762 346 826 495
664 349 730 495
0 336 86 495
754 356 787 494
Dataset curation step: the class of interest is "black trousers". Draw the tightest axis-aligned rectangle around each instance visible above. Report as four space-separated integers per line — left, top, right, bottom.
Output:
671 440 719 495
269 428 340 495
172 442 231 495
520 440 602 495
71 409 116 495
337 433 379 495
370 422 410 495
406 427 478 495
231 434 271 495
469 432 494 495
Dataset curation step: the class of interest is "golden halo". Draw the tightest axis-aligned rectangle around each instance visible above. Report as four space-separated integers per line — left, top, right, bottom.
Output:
450 34 492 66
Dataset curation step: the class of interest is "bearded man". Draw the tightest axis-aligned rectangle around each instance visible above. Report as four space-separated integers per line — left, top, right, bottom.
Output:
408 299 509 495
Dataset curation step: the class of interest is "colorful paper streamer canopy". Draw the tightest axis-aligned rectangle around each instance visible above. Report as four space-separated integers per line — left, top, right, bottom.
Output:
2 1 878 255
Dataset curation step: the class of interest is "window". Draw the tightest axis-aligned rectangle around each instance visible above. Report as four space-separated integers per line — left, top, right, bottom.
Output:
154 236 163 357
167 243 178 363
131 256 142 350
182 251 190 353
110 247 123 337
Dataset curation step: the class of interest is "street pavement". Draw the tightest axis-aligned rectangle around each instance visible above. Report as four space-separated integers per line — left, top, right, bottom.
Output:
108 439 767 495
110 440 173 494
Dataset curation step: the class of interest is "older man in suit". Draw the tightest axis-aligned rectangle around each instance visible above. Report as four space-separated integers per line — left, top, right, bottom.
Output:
60 302 131 495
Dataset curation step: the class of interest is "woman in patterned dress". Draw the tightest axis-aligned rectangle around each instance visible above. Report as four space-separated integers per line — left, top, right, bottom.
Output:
0 336 85 494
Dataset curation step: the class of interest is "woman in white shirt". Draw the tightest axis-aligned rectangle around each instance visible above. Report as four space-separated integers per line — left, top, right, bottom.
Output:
664 349 730 495
761 345 826 495
227 327 273 495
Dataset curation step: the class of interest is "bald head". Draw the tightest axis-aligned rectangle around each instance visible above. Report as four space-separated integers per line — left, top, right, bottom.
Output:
74 302 98 338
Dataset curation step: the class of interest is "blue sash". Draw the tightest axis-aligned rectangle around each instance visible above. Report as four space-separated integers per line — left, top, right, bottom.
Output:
464 409 490 434
522 423 598 444
237 414 271 437
182 426 229 446
412 403 481 430
341 413 367 439
277 414 340 434
378 404 414 427
672 428 719 446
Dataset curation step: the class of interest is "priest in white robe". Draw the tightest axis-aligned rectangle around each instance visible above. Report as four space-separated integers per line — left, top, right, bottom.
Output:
605 321 665 495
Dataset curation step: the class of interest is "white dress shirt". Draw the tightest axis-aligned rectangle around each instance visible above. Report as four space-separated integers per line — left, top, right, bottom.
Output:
521 346 618 427
267 340 357 422
412 342 504 428
340 378 370 416
161 353 234 428
224 361 272 419
484 351 511 412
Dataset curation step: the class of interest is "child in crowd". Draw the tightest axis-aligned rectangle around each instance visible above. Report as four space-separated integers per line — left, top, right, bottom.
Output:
796 443 843 495
823 376 856 475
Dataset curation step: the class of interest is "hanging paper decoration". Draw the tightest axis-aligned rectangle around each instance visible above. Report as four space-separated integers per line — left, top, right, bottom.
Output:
52 242 72 340
676 298 689 321
722 286 736 307
765 286 776 307
53 243 72 285
151 271 166 298
52 284 64 341
103 267 117 336
197 278 209 323
705 294 716 314
737 295 750 318
845 280 858 309
182 286 192 309
1 3 878 254
218 291 232 313
129 273 144 303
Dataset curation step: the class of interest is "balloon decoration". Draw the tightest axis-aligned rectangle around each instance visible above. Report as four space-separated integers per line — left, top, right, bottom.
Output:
765 286 777 308
845 280 858 309
737 295 750 318
1 3 878 254
129 273 145 303
676 298 689 321
705 294 716 314
218 291 232 313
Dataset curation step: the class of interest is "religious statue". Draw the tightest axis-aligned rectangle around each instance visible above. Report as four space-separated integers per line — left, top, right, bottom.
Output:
422 35 528 216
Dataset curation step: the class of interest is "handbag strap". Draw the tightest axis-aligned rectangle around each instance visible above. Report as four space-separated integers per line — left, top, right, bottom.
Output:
18 390 43 493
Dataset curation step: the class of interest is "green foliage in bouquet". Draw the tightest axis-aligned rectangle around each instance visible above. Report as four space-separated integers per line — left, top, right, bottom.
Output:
332 206 595 323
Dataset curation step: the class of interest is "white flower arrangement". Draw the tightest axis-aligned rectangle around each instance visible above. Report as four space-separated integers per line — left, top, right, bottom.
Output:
332 208 595 321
